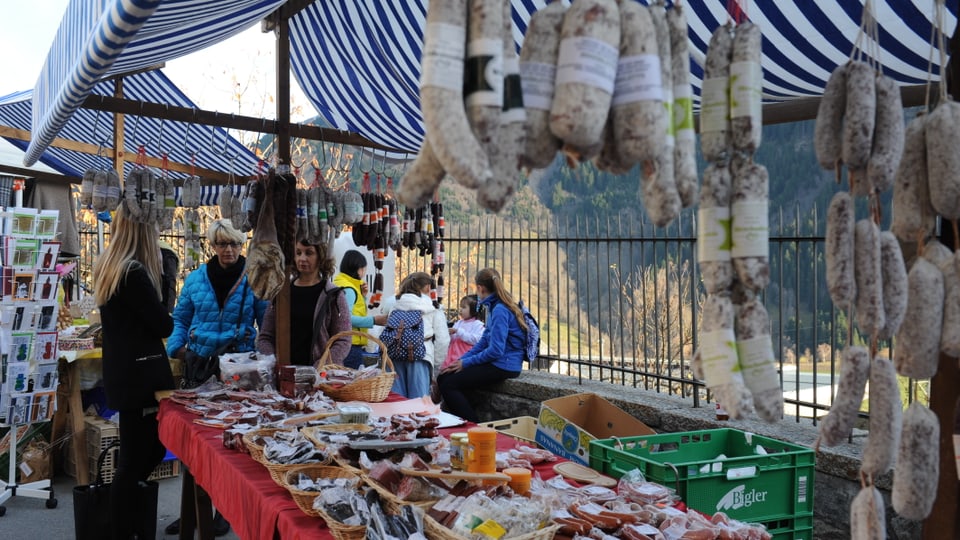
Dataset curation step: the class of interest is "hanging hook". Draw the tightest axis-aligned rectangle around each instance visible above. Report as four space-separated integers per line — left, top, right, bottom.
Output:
129 104 144 146
316 128 328 169
372 148 387 176
358 147 372 175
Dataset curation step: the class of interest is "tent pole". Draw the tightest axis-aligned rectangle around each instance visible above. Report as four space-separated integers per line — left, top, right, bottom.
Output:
112 78 126 175
273 10 292 368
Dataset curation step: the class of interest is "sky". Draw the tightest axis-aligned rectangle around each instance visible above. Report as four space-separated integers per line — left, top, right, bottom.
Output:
0 1 316 120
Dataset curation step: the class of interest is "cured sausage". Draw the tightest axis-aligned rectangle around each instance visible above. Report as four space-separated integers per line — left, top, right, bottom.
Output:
891 113 935 243
668 3 698 208
80 169 95 207
465 0 503 165
877 231 907 341
734 297 783 423
893 257 943 379
859 356 901 478
730 155 769 290
925 100 960 219
866 74 904 195
730 21 762 153
825 192 856 306
815 63 848 170
697 163 733 294
420 0 492 189
519 1 565 169
550 0 620 158
640 152 682 227
478 0 525 213
842 61 876 186
892 402 939 521
397 141 446 208
700 23 733 163
700 293 754 420
853 219 885 337
612 0 665 170
850 486 886 540
939 251 960 358
817 346 869 447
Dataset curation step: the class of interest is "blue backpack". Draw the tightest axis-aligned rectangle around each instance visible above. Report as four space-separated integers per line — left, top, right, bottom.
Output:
518 301 540 363
380 310 428 363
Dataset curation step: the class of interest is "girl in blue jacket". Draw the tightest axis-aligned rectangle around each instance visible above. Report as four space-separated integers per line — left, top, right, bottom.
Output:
438 268 526 421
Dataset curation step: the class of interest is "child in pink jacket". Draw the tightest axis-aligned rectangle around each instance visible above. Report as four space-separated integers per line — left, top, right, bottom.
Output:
441 295 485 371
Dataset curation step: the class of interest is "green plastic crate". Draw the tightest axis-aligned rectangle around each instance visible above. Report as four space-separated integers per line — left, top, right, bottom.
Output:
589 429 814 539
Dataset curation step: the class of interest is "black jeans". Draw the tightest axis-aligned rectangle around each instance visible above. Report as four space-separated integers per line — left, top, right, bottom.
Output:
438 364 520 422
110 409 165 540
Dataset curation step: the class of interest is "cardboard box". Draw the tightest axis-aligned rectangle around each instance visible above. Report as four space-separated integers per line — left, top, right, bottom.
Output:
535 393 654 465
481 416 539 446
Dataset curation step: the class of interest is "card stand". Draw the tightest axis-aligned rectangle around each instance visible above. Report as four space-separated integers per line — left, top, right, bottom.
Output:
0 418 58 516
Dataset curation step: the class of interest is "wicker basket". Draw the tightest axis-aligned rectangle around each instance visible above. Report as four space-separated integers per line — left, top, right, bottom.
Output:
281 464 366 540
362 472 437 515
316 331 395 402
242 427 289 464
265 456 331 486
301 424 374 449
423 514 560 540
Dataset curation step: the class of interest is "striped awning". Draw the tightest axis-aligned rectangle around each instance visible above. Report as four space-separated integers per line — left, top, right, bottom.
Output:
3 69 258 179
290 0 958 152
25 0 285 166
27 1 960 161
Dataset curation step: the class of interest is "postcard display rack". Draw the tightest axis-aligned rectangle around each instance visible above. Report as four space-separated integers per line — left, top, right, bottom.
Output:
0 201 62 514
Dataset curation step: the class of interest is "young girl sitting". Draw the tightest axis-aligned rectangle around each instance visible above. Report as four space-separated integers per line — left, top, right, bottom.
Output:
441 295 485 371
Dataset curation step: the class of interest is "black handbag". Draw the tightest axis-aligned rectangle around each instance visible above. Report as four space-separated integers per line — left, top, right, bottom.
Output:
72 441 159 540
181 282 248 389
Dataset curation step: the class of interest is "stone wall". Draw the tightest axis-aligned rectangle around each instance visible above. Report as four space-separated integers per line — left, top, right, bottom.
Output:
467 371 921 540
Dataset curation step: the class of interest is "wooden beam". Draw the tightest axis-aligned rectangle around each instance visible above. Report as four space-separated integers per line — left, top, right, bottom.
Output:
80 94 406 153
0 125 230 182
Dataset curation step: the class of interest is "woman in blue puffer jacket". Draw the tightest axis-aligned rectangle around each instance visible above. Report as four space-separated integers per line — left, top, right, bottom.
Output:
167 219 267 361
164 219 266 536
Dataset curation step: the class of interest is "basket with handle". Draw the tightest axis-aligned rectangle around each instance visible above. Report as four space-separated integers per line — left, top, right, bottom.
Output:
301 424 374 449
242 427 288 464
316 331 395 402
281 464 366 539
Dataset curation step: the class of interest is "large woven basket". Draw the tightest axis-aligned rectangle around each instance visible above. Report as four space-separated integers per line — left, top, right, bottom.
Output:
423 514 560 540
316 331 395 402
281 464 366 540
265 455 332 486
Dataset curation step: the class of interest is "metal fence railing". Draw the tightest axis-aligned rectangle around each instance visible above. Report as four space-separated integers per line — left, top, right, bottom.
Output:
77 204 924 425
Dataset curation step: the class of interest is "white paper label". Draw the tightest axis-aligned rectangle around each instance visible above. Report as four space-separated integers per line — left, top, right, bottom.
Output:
465 38 503 107
701 329 739 386
731 201 769 258
520 61 557 110
612 54 662 106
674 83 695 144
662 88 675 147
18 461 33 477
700 77 729 133
737 335 780 393
420 23 466 92
730 61 763 121
555 37 618 94
697 206 732 263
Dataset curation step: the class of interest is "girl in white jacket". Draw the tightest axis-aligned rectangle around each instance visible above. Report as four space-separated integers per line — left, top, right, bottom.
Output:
386 272 450 398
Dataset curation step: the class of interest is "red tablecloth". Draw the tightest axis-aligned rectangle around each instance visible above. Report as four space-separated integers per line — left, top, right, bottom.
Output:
158 400 562 540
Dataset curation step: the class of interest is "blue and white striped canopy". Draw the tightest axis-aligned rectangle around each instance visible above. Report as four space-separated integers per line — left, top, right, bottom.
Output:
3 69 258 179
26 0 960 161
26 0 285 166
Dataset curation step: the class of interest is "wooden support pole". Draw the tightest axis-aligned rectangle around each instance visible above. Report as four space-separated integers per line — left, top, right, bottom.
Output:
274 11 292 368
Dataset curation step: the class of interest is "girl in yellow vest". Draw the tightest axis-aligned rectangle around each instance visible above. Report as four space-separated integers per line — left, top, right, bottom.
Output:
333 249 387 368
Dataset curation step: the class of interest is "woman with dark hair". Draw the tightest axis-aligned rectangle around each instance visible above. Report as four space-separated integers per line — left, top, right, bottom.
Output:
386 272 450 398
258 239 351 365
93 205 174 539
333 249 387 368
438 268 526 421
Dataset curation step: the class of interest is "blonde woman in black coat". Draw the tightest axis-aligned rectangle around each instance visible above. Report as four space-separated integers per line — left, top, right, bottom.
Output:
93 205 175 540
